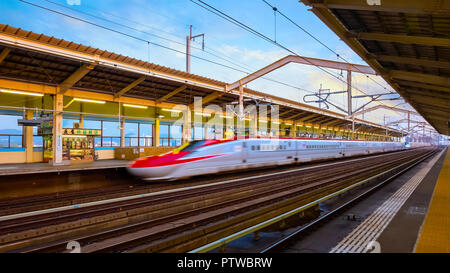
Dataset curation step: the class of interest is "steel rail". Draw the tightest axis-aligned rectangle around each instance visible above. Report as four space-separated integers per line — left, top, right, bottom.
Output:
65 150 425 253
188 149 437 253
0 149 411 222
260 148 441 253
8 149 423 253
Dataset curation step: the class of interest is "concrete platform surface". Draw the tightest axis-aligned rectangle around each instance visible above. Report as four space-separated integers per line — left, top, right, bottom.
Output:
415 148 450 253
0 160 129 176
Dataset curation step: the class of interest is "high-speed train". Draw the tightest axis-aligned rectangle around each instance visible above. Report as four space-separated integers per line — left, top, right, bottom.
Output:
127 138 407 181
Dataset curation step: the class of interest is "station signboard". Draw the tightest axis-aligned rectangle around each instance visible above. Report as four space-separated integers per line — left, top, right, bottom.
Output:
63 128 102 136
37 120 53 135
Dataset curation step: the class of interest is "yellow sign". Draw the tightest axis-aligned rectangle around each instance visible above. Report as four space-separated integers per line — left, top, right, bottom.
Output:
63 128 101 136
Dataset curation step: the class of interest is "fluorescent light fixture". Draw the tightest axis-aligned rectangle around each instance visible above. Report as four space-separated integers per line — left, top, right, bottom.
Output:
284 123 292 126
195 112 211 117
220 115 233 119
271 122 280 124
124 104 148 109
62 135 87 138
73 98 105 104
305 125 312 128
162 108 183 113
0 89 44 97
259 120 267 123
158 115 164 118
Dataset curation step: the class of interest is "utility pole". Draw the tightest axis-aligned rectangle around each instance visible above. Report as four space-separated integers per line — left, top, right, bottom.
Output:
186 25 205 73
347 70 352 116
407 111 410 133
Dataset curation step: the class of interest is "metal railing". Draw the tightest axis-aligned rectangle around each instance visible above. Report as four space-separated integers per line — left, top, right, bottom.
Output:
0 134 23 148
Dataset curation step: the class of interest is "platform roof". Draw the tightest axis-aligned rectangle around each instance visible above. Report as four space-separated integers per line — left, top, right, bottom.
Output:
0 24 402 136
300 0 450 136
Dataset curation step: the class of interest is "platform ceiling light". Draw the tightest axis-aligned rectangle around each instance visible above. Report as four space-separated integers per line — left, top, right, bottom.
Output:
162 108 183 113
63 135 87 138
124 104 148 109
195 112 211 117
73 98 105 104
271 121 280 124
158 115 164 118
284 123 292 126
221 115 233 119
0 89 44 97
259 120 267 123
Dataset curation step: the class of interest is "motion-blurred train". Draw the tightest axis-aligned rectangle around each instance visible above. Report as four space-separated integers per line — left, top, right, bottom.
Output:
127 138 408 181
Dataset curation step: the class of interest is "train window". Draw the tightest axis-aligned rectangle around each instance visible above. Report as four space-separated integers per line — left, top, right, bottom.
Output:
251 145 255 151
257 145 260 150
177 140 206 152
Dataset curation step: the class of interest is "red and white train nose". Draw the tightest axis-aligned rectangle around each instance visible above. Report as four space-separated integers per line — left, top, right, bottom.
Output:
128 152 188 180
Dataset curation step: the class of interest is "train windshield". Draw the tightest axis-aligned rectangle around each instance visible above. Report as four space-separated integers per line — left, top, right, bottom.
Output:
175 140 207 152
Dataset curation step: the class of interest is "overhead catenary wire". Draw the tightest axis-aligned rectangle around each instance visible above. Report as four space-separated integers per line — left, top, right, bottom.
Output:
28 0 320 97
190 0 379 101
20 0 350 112
261 0 393 92
19 0 258 75
191 0 404 115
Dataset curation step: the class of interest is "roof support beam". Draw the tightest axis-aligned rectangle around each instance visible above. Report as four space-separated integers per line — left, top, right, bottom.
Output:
319 117 338 125
59 63 95 94
386 119 427 127
306 116 328 124
114 76 146 98
301 0 450 14
0 47 10 64
406 88 450 100
408 94 450 109
389 70 450 87
225 54 375 91
189 91 222 108
351 32 450 47
279 109 297 117
155 85 187 104
397 81 450 94
286 112 306 121
374 55 450 70
322 119 344 126
296 113 318 122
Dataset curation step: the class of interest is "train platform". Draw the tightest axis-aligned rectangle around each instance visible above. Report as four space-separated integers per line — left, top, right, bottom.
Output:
282 147 449 253
415 148 450 252
0 160 129 176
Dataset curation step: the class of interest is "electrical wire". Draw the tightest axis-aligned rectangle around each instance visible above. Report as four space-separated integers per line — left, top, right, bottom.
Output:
191 0 403 114
20 0 350 112
19 0 258 74
261 0 393 92
31 0 319 96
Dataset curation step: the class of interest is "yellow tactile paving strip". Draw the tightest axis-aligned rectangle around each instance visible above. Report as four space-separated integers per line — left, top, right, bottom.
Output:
415 148 450 253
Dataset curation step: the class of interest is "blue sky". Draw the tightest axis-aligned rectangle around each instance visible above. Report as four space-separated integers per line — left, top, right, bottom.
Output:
0 0 424 127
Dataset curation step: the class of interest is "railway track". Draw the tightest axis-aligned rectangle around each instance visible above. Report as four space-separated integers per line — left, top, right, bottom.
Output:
0 147 435 253
259 147 442 253
0 149 413 217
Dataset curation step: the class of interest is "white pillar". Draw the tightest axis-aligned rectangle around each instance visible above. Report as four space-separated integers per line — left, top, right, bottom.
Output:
52 91 63 165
